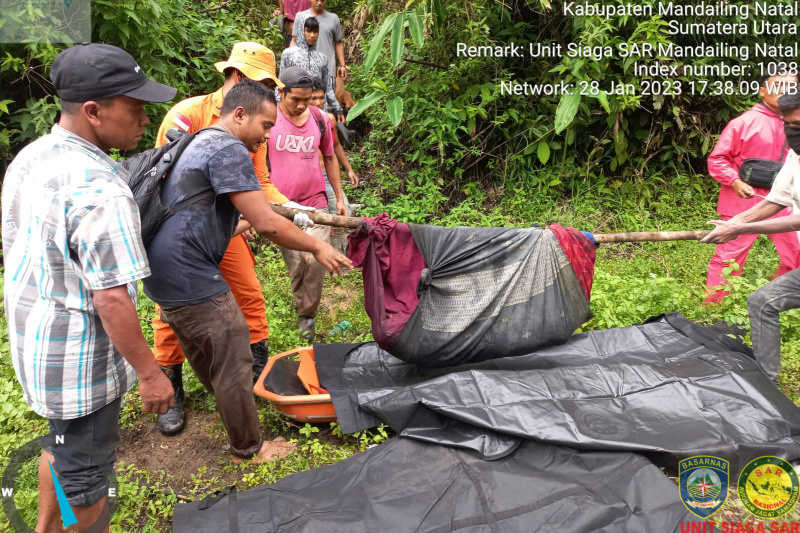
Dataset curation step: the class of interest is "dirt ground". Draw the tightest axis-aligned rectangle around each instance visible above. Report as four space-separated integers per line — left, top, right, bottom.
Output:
117 411 239 496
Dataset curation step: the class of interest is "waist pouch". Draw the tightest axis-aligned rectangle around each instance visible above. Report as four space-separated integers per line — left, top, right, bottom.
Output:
738 158 784 189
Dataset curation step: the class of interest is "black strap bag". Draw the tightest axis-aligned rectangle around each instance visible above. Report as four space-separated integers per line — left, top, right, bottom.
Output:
738 139 788 190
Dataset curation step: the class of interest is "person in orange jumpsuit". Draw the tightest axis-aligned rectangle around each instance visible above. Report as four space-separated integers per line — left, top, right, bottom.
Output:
152 42 294 436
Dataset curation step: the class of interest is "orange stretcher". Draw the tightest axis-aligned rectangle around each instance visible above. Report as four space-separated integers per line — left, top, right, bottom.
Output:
253 346 338 423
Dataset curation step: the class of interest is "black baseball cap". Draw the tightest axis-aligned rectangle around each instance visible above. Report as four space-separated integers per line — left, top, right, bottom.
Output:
279 66 314 89
50 43 176 103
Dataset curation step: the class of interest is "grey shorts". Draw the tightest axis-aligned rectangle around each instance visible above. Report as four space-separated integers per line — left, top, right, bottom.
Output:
44 397 121 507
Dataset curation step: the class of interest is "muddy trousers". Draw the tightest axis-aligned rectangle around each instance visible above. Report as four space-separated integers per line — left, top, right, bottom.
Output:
278 216 331 318
160 292 263 458
705 215 800 303
153 235 270 366
747 267 800 383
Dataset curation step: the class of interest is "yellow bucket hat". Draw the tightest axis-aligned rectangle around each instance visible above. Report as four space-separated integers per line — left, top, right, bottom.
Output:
214 42 284 88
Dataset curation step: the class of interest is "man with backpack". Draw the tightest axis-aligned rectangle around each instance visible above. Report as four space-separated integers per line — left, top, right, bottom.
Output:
704 71 800 304
2 43 176 532
269 67 345 340
150 42 306 437
142 79 351 464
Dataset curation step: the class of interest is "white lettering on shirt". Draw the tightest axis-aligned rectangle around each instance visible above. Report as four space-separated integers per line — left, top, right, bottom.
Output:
274 134 315 153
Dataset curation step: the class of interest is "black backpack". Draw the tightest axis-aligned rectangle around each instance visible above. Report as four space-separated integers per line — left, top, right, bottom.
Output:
121 127 214 244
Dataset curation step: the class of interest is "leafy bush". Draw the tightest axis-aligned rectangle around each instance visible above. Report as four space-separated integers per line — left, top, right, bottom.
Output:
342 0 796 219
0 0 284 174
3 2 800 528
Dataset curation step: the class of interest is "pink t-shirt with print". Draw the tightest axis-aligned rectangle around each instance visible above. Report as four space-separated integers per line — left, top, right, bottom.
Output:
268 104 334 209
284 0 310 20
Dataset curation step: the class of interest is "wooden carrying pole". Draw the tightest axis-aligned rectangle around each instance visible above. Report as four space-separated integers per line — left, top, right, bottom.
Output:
592 230 710 243
271 205 362 229
270 206 711 243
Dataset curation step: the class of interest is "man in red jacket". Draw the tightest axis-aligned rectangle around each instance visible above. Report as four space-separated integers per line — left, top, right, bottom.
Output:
704 72 800 304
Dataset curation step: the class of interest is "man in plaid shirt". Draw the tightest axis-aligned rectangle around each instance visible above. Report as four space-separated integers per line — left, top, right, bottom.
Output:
2 44 175 531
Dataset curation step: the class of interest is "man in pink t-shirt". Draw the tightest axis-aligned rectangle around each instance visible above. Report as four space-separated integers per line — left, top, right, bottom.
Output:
273 0 311 47
268 66 345 339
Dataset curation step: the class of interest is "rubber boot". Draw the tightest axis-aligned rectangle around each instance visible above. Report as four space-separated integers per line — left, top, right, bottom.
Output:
157 364 185 436
298 316 315 341
251 339 269 383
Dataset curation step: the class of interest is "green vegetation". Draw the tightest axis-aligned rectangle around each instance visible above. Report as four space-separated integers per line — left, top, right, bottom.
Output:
3 0 800 531
3 197 800 531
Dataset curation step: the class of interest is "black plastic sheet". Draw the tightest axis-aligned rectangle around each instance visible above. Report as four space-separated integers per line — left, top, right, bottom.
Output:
316 314 800 473
172 314 800 531
173 435 704 533
262 357 307 396
348 219 593 368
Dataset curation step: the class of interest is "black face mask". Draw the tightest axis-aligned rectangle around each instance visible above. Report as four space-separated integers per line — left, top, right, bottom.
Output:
785 124 800 153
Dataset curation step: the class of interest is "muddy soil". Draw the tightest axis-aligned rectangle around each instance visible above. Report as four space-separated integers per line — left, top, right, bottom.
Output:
117 411 238 494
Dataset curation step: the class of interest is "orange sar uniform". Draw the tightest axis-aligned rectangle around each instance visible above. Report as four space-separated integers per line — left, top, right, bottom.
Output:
151 88 289 366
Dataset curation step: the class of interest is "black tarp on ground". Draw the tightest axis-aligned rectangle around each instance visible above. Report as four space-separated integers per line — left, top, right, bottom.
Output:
172 314 799 531
173 435 705 533
315 314 800 473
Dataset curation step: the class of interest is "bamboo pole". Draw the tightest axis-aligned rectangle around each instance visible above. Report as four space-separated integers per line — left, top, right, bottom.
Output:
269 206 711 243
592 230 710 243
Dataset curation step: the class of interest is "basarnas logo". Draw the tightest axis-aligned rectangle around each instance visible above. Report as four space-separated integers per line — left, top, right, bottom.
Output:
738 456 799 519
679 455 729 519
1 435 119 533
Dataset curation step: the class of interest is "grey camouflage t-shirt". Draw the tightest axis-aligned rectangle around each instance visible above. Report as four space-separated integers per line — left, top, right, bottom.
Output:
293 9 343 79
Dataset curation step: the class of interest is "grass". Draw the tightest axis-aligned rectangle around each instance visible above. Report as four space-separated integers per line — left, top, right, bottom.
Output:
2 179 800 531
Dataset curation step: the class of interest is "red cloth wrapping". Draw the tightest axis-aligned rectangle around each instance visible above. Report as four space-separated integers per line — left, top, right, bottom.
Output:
548 224 596 302
347 213 427 348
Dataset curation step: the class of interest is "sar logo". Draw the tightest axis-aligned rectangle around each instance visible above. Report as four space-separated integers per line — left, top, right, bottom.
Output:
738 456 799 519
679 455 729 518
573 406 629 441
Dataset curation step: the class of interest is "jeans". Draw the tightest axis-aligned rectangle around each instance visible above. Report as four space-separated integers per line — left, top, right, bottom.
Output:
747 267 800 382
323 170 351 215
